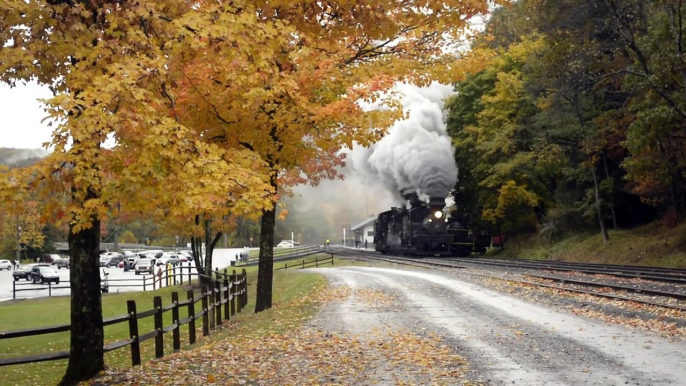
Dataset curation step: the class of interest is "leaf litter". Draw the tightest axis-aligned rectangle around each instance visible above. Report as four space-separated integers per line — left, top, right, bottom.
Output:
86 283 476 385
482 276 686 340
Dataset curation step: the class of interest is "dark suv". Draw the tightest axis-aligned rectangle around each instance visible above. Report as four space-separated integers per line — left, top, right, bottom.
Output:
56 258 70 269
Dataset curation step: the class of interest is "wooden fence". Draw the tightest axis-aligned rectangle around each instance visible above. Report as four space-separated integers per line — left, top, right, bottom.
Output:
274 255 334 271
12 263 211 299
236 245 325 266
0 269 248 368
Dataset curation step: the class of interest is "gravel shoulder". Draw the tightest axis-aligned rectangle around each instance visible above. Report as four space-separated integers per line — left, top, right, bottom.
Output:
313 266 686 385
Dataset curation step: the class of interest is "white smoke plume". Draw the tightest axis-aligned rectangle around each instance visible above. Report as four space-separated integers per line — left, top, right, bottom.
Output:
352 82 458 202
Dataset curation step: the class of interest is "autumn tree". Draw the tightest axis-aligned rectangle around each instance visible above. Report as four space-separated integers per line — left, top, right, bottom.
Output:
169 0 494 312
0 1 199 383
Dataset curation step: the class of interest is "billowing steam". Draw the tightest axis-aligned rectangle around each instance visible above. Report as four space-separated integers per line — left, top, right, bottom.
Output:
276 82 458 242
353 82 458 202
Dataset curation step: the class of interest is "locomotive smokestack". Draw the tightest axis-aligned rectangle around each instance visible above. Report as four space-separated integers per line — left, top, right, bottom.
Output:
404 192 422 209
428 197 446 209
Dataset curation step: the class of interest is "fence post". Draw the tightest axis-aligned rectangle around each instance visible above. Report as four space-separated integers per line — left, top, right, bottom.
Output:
202 285 210 335
143 275 146 292
331 254 334 265
244 269 249 307
302 259 305 269
171 292 180 352
179 266 183 285
233 270 241 313
316 256 319 268
127 300 141 366
12 280 15 300
187 290 196 344
173 266 177 286
223 270 230 321
214 279 222 326
188 262 192 282
152 274 156 290
209 280 216 330
230 273 236 316
48 281 52 297
153 296 164 358
285 263 288 270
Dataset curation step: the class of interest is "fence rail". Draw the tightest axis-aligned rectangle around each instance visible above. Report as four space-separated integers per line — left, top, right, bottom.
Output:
275 255 334 271
236 245 325 266
11 263 214 299
0 269 248 368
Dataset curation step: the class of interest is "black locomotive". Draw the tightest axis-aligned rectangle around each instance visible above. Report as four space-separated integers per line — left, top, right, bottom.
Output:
373 194 490 257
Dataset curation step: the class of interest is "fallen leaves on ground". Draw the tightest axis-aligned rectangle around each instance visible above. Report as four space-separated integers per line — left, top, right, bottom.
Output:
482 276 686 339
353 287 399 307
86 282 473 386
89 326 469 386
312 284 352 304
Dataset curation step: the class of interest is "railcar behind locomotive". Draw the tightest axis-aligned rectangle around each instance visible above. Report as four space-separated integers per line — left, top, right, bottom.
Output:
373 194 488 257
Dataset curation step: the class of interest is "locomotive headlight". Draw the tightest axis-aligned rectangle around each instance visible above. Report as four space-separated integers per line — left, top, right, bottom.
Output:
434 211 443 219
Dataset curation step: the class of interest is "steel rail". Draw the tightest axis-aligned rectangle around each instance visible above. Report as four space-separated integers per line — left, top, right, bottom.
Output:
449 258 686 284
330 248 686 311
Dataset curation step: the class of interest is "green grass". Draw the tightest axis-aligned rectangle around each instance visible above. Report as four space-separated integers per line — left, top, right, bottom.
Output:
488 222 686 268
0 254 356 386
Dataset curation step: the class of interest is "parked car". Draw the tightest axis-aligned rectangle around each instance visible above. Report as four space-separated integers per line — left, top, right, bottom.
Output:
28 264 51 280
56 258 70 269
41 254 62 264
98 257 112 267
178 255 188 263
12 265 40 281
32 266 60 284
156 256 169 266
135 259 154 275
106 255 125 268
0 259 11 271
101 252 123 258
277 241 295 248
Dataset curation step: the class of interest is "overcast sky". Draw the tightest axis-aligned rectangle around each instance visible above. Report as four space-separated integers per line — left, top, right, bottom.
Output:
0 82 54 150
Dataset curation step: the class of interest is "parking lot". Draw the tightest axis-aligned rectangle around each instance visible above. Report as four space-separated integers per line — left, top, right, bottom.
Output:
0 247 251 302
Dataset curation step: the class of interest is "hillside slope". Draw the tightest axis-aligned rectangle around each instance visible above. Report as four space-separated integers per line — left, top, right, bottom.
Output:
0 147 47 167
490 222 686 268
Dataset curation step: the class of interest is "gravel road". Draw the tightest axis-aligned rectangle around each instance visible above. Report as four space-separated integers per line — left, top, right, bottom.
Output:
311 266 686 385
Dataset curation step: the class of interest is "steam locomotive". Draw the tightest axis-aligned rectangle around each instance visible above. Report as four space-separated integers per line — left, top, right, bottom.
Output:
373 195 490 257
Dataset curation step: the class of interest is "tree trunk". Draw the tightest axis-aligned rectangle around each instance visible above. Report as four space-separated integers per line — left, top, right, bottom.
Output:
498 227 504 251
203 215 214 277
255 173 277 313
592 167 610 243
59 190 104 386
602 152 618 229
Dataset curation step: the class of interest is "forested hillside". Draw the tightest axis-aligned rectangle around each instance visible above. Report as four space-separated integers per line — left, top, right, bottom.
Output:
447 0 686 252
0 148 47 167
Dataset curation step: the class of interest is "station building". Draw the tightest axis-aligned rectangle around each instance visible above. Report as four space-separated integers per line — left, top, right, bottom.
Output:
350 216 376 248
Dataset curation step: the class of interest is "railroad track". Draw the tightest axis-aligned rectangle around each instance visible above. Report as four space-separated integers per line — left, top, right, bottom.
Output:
449 257 686 284
330 248 686 312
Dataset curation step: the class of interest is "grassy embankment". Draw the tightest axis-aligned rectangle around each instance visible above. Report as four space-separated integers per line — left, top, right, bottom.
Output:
0 254 352 386
490 222 686 268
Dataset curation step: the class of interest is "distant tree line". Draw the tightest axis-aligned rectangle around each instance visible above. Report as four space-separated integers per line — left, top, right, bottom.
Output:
447 0 686 242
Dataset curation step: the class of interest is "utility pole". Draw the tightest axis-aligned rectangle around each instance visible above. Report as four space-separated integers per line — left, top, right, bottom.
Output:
113 228 119 252
16 220 22 263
